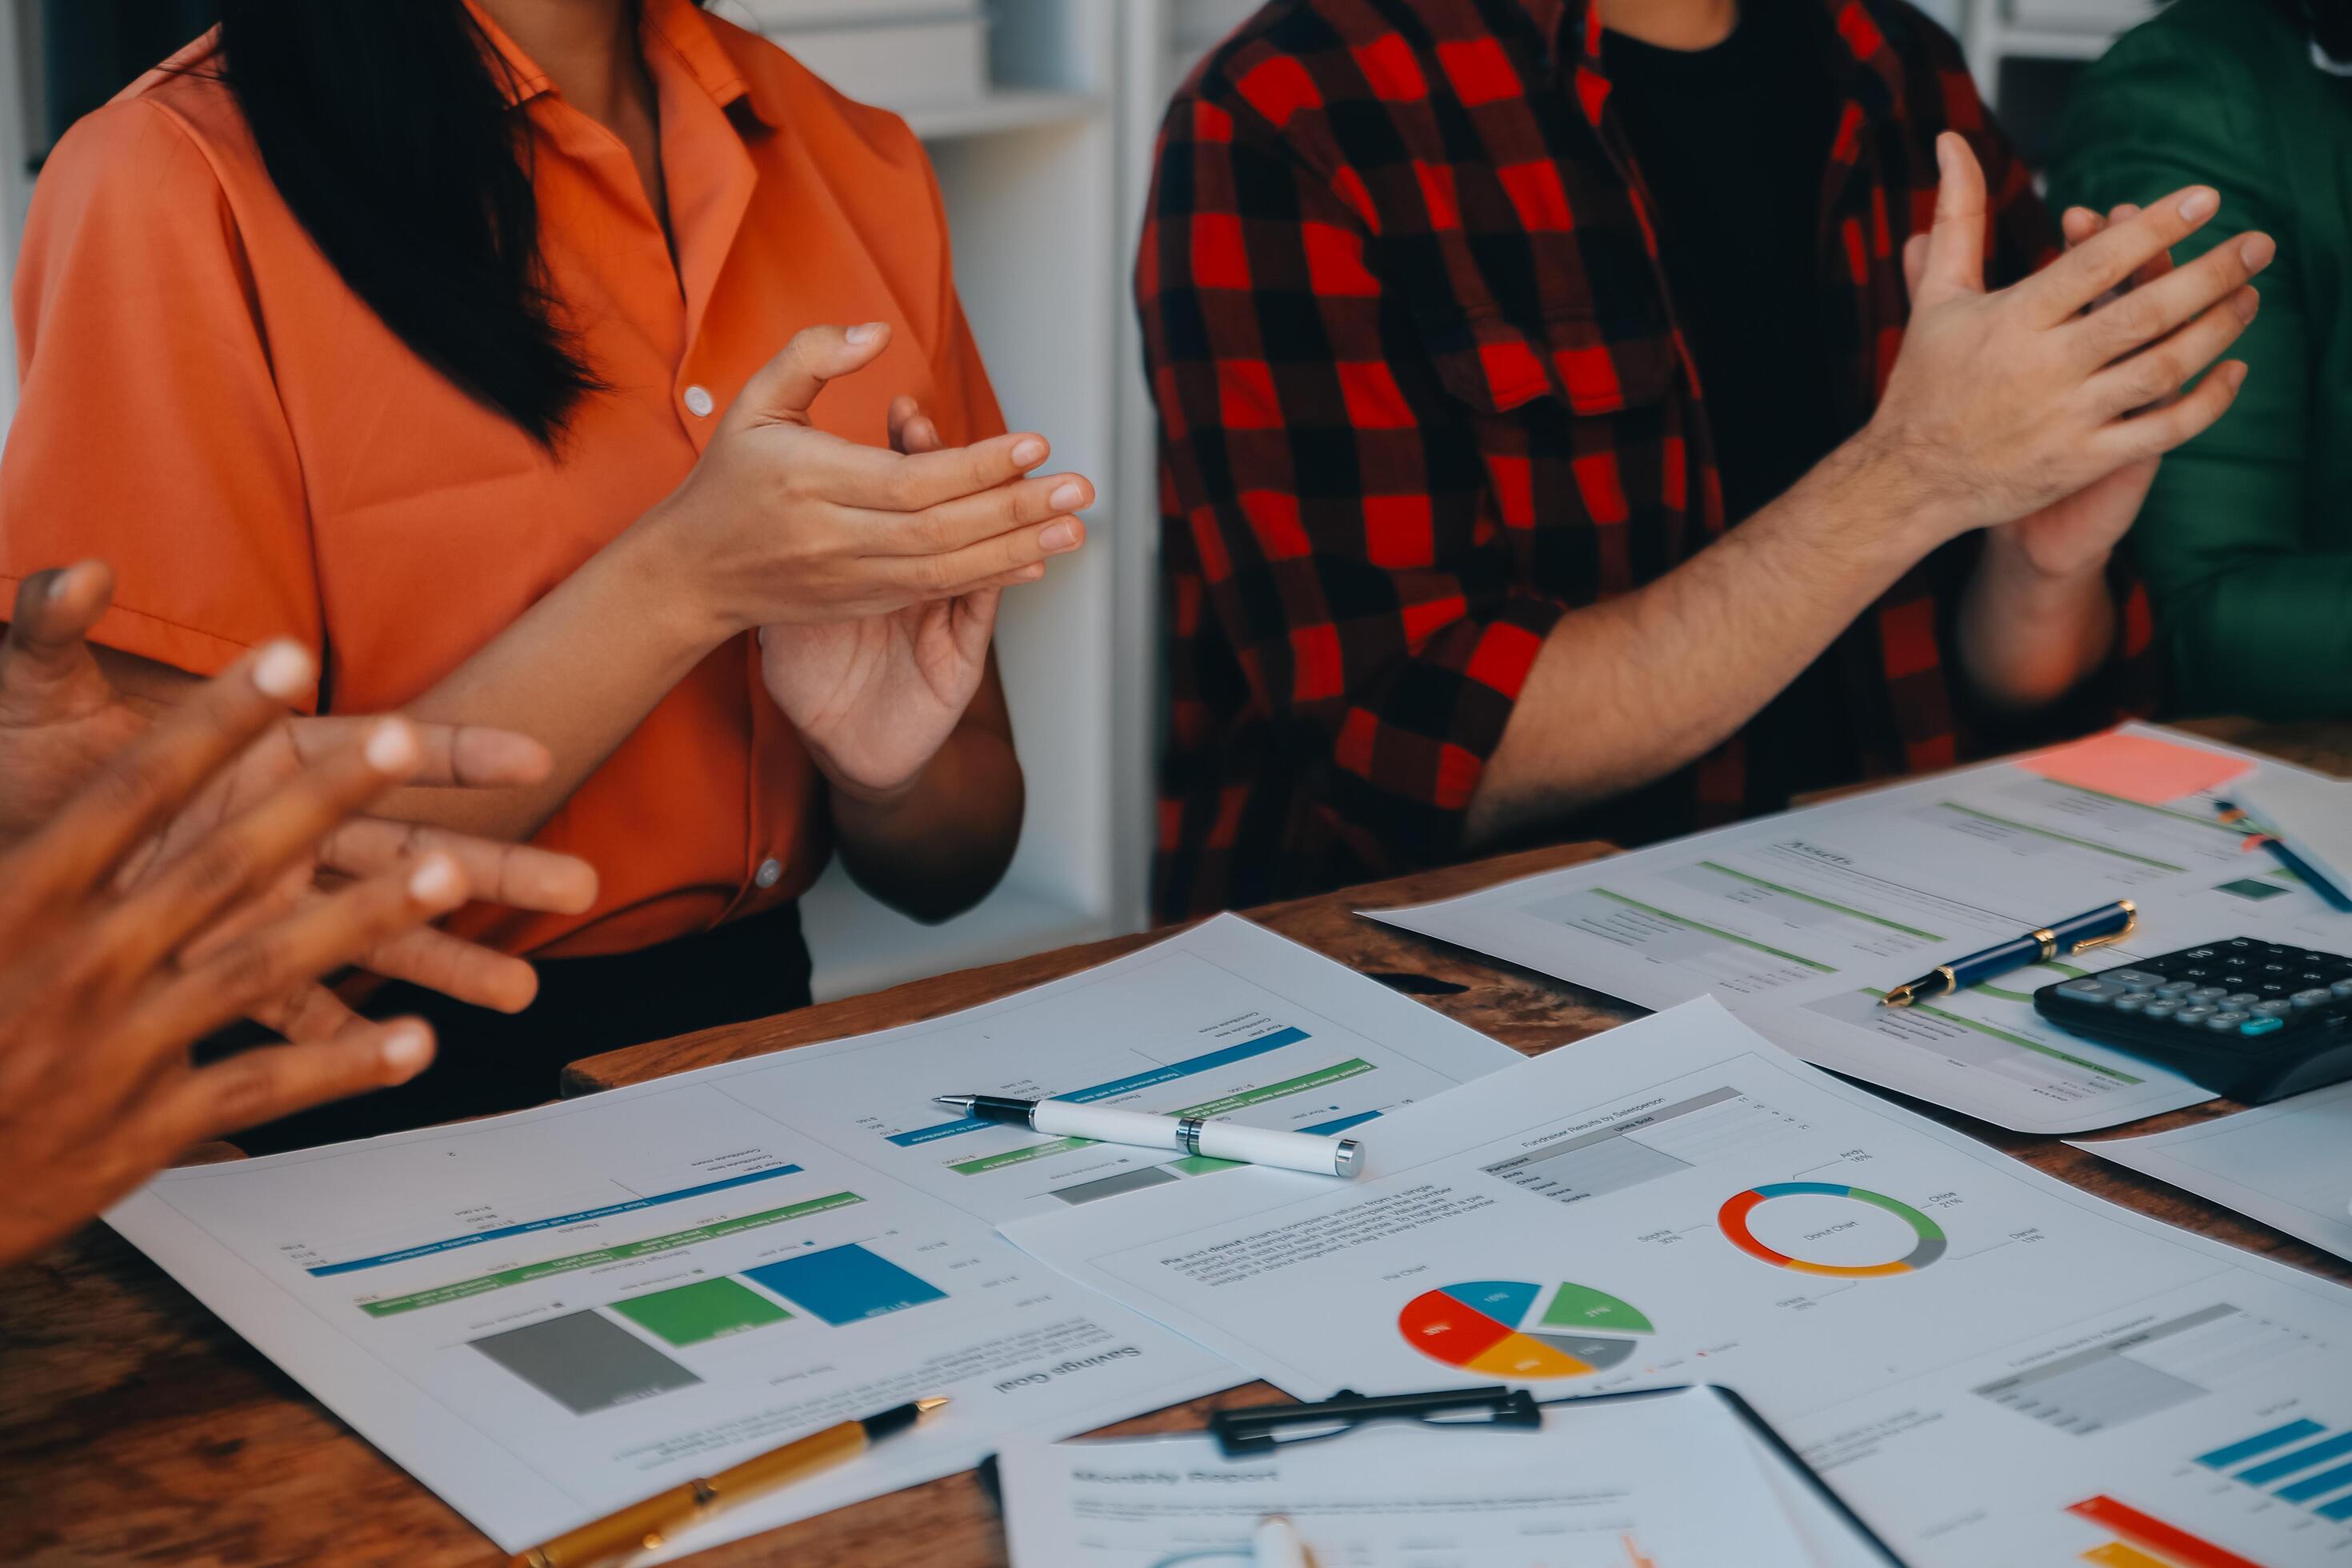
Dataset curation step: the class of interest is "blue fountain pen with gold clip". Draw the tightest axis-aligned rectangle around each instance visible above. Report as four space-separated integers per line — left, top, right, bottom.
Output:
1879 900 2138 1008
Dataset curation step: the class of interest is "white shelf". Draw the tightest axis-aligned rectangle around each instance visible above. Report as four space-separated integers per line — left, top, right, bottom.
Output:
1975 20 2130 61
798 864 1114 1002
781 0 1138 1001
906 89 1107 141
2002 0 2159 30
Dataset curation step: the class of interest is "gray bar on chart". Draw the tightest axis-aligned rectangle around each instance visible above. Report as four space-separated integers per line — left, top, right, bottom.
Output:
1054 1166 1182 1206
472 1308 702 1415
1973 1304 2234 1435
1481 1087 1736 1204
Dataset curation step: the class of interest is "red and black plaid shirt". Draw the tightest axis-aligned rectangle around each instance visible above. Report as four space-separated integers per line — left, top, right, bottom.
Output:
1143 0 2154 921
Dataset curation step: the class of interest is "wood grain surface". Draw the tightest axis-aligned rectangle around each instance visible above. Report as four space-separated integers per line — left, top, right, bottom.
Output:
7 723 2352 1568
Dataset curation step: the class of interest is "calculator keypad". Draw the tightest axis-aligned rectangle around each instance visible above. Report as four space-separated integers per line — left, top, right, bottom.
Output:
2047 938 2352 1046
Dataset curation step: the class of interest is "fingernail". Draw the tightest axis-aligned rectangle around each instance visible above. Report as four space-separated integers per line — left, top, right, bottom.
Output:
846 322 885 346
408 853 462 905
1011 438 1047 467
1042 521 1080 552
1019 564 1046 581
1050 482 1086 512
2228 362 2249 390
381 1023 434 1077
2238 288 2260 324
2242 234 2276 271
2178 189 2218 223
2114 204 2140 220
45 567 73 602
1934 132 1954 175
252 640 314 701
365 718 419 773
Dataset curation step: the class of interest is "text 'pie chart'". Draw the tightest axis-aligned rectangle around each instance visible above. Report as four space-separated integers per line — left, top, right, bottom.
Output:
1398 1279 1655 1379
1717 1182 1946 1278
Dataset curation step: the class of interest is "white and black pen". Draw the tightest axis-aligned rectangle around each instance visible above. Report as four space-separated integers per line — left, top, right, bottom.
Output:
932 1094 1362 1178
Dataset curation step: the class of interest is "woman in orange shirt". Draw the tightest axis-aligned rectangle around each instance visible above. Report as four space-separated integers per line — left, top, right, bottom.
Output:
0 0 1089 1146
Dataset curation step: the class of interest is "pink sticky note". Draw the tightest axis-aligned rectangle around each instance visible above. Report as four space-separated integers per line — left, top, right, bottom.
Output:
2017 730 2251 806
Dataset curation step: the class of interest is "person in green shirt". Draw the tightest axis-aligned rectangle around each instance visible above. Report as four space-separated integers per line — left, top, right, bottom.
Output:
2051 0 2352 718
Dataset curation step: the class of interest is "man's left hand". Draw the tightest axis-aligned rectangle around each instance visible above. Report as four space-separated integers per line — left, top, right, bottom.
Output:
1906 202 2226 583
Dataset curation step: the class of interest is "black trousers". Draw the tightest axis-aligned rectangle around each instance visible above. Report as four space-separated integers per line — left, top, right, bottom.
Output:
222 902 814 1154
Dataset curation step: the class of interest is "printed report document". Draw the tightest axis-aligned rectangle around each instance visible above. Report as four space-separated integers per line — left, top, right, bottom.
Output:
997 1388 1873 1567
1373 723 2352 1132
106 916 1522 1554
1004 998 2352 1566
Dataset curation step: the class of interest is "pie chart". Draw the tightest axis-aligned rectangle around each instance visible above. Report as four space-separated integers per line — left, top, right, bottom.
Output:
1398 1279 1654 1379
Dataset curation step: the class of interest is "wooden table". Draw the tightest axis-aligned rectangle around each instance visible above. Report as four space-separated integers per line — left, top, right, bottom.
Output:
7 722 2352 1566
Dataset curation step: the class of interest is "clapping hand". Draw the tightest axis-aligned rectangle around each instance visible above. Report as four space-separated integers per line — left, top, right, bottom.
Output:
0 564 598 1040
1872 133 2266 557
0 641 481 1266
756 378 1088 802
1898 158 2244 582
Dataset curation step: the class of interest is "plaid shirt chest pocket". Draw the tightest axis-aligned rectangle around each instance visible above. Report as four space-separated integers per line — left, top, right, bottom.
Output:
1387 99 1680 420
1413 290 1674 418
1398 209 1698 601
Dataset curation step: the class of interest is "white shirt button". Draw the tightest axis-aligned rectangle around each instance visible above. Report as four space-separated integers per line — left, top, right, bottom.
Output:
683 385 715 418
754 858 783 890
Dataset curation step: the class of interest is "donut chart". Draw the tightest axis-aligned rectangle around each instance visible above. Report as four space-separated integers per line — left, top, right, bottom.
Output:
1399 1279 1654 1379
1718 1182 1946 1277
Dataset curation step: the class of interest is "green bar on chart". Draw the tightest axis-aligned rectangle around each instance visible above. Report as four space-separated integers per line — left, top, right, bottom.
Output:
611 1277 792 1346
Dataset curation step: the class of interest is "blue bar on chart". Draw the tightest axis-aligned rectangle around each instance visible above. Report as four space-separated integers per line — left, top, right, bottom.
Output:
310 1165 806 1276
2322 1493 2352 1523
1302 1110 1382 1136
2238 1431 2352 1486
2278 1461 2352 1504
2197 1420 2326 1470
745 1244 946 1326
887 1027 1314 1146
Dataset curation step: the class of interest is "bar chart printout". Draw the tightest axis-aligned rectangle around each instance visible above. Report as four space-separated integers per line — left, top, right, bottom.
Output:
106 1078 1238 1556
699 917 1525 1226
2067 1496 2266 1568
2194 1416 2352 1523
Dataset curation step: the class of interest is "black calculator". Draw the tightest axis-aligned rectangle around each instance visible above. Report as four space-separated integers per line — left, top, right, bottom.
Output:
2034 938 2352 1102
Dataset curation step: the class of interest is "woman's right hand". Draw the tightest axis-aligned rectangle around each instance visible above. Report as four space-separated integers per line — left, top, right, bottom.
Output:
646 323 1090 638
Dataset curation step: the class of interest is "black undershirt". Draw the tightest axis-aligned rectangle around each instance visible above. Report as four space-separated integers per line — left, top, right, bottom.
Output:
1605 2 1862 810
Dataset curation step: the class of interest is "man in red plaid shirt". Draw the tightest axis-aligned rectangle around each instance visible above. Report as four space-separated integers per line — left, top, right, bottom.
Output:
1142 0 2274 919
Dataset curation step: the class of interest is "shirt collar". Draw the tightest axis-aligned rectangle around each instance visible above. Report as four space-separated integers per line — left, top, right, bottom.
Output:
1533 0 1909 122
461 0 785 129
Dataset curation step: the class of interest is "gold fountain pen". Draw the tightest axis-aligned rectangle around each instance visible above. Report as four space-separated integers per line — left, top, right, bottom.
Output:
511 1397 950 1568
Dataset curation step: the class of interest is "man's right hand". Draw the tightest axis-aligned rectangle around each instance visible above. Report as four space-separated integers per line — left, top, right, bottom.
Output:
0 643 470 1269
642 322 1089 641
1859 132 2270 551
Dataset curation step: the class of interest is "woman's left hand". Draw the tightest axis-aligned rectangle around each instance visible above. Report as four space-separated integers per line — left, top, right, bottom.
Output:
758 398 1087 802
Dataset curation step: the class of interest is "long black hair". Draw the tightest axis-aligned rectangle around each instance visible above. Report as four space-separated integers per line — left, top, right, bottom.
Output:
209 2 702 444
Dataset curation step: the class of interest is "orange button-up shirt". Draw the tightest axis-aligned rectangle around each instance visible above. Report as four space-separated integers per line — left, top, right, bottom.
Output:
0 0 1005 957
